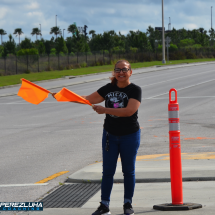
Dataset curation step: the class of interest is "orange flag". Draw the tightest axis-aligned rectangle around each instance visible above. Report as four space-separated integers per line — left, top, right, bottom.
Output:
18 78 50 105
54 87 92 106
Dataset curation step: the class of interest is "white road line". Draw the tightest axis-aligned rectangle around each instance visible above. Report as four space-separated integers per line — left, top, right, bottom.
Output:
139 69 215 88
145 78 215 99
0 183 49 187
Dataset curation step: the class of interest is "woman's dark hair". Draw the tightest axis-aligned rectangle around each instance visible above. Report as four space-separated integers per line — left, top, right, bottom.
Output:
110 60 131 85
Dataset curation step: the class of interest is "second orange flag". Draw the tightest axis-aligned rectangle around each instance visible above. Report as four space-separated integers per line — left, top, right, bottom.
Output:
54 87 92 106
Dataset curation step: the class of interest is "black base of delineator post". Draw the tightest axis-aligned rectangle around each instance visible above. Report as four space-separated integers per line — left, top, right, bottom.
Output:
153 203 202 211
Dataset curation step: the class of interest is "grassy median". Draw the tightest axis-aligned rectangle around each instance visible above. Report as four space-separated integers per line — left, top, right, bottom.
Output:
0 58 215 87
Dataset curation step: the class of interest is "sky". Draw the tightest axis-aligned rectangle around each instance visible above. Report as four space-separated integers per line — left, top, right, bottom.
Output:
0 0 214 43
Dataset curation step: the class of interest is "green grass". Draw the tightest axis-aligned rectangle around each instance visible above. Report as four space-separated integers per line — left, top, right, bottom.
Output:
0 58 215 87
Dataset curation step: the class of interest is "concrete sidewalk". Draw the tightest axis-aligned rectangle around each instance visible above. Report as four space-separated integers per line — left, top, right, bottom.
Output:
67 159 215 183
27 153 215 215
1 61 215 97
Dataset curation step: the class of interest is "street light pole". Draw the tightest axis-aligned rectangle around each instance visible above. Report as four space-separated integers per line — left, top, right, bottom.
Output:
56 15 57 27
162 0 166 64
39 24 41 39
212 6 213 29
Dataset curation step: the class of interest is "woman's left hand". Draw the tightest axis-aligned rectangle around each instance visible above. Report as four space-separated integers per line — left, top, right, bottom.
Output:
93 105 106 114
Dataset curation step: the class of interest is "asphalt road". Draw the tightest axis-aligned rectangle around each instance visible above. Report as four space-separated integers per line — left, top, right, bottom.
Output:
0 63 215 205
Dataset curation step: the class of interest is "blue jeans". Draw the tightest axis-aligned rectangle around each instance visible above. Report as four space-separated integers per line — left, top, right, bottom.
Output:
101 129 140 204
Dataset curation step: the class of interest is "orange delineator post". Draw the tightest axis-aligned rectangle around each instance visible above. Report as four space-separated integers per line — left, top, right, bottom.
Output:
168 88 183 205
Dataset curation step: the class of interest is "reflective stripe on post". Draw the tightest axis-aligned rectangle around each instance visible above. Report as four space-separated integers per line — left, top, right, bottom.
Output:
168 88 183 205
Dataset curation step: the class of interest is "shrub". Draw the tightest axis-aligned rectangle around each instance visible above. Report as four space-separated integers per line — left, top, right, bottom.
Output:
80 62 87 67
46 66 53 71
185 50 196 59
192 44 202 48
97 58 104 66
112 46 125 53
130 47 138 53
73 63 81 68
197 53 204 58
24 69 31 74
17 48 38 56
59 52 65 56
169 44 178 52
66 64 73 69
175 51 186 60
59 65 64 70
50 48 56 56
157 44 162 53
70 52 75 56
179 39 195 47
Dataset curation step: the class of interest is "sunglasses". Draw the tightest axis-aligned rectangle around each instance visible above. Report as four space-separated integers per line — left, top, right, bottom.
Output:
114 68 130 73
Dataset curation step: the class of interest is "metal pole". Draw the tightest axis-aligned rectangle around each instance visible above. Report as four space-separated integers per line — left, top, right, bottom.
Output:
162 0 166 64
212 6 213 29
56 15 57 27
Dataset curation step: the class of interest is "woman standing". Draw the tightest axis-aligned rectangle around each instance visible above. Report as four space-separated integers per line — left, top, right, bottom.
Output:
83 60 142 215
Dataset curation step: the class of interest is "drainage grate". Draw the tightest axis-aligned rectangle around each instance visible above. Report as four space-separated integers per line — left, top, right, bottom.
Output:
41 183 101 208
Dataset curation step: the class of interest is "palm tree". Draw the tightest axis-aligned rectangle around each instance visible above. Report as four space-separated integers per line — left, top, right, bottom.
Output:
50 26 61 39
67 24 77 36
13 28 24 44
89 30 96 38
31 28 41 40
0 29 7 45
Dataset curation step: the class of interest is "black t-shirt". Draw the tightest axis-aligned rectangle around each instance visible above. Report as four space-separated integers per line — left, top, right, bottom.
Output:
97 83 142 136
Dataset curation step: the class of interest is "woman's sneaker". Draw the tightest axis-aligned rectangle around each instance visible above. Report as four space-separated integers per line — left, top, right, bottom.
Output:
123 202 134 215
92 202 111 215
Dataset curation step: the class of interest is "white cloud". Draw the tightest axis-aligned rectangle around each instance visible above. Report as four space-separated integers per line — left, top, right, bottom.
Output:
25 1 39 10
0 7 7 19
184 23 199 29
27 11 43 17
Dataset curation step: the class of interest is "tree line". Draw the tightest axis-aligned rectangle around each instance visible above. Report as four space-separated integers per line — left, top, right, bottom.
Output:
0 24 215 58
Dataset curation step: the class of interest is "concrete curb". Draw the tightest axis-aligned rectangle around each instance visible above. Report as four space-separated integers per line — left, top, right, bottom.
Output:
1 61 215 98
67 177 215 184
